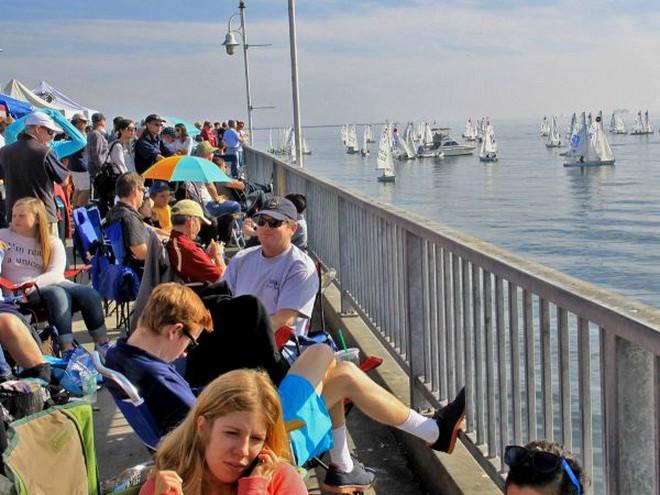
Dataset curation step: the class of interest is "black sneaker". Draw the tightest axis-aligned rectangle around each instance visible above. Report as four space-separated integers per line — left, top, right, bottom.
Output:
321 459 376 494
430 387 466 453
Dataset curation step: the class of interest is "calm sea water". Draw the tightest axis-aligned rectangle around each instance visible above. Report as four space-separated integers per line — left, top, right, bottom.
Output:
256 117 660 309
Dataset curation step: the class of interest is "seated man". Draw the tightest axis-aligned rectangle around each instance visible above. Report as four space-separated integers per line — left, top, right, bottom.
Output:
106 283 466 493
221 196 317 335
165 200 225 284
104 172 148 274
0 303 51 382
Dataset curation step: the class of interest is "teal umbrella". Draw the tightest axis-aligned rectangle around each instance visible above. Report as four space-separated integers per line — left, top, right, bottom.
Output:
166 116 201 137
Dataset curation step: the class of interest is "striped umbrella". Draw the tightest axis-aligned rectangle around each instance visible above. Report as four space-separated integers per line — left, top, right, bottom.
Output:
142 155 232 183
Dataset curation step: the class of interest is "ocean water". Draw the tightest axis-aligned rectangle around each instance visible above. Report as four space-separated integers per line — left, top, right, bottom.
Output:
256 117 660 309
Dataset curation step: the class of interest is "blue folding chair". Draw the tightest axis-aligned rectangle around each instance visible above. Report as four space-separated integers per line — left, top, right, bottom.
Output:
72 206 103 265
91 351 161 451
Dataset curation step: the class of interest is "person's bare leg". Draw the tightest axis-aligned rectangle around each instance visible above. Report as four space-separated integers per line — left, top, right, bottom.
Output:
288 344 409 426
0 314 43 370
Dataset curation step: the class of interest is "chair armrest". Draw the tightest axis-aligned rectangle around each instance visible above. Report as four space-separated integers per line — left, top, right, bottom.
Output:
275 326 295 350
64 264 91 279
0 276 34 294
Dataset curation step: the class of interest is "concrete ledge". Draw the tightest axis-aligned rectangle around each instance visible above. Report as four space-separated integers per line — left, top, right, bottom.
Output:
321 284 501 495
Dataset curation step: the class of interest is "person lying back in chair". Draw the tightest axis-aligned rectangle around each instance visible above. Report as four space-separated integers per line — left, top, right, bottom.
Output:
106 283 466 493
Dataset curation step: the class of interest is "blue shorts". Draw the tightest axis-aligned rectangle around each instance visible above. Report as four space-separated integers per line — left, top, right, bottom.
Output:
278 373 333 466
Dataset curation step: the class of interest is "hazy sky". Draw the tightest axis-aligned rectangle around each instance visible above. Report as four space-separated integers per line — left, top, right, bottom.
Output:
1 0 660 127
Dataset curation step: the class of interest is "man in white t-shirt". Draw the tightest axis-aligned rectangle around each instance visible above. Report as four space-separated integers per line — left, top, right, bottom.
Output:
221 196 318 335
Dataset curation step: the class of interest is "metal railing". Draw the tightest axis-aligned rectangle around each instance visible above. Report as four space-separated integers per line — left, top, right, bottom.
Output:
245 147 660 494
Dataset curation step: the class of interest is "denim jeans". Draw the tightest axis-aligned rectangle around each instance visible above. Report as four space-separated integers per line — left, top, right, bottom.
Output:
222 153 239 178
31 282 107 343
205 200 241 218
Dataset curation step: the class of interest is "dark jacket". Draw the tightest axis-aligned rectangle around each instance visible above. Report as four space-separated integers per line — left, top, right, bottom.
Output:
0 133 69 222
134 132 173 174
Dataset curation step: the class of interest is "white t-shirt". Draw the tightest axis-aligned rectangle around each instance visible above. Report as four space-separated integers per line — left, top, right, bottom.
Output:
0 133 5 149
172 137 193 155
110 141 136 173
221 244 319 335
0 229 67 292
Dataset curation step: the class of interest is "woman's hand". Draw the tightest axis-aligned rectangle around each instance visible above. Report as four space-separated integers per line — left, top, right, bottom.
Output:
152 470 183 495
248 448 278 482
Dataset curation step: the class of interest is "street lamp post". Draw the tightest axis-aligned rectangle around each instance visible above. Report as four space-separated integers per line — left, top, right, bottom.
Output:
287 0 304 167
222 1 272 146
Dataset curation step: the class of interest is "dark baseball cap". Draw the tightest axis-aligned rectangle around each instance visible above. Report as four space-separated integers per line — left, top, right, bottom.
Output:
254 196 298 221
145 113 166 124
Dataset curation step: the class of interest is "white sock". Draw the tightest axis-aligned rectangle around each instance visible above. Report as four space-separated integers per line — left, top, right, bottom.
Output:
396 409 440 444
329 426 354 472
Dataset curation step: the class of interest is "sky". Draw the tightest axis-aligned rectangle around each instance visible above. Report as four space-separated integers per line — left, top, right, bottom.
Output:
2 0 660 127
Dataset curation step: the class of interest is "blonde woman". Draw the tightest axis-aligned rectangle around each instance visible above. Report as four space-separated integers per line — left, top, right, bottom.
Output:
139 369 308 495
0 197 109 357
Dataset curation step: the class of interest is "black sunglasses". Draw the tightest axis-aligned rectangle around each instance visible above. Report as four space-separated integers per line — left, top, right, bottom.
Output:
255 216 285 228
504 445 581 495
181 326 199 349
42 127 55 136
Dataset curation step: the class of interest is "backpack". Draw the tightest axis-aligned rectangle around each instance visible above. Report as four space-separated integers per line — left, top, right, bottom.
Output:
92 142 122 216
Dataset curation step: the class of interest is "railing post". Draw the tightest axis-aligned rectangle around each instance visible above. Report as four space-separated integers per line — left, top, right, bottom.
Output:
601 331 658 494
336 196 355 316
406 231 427 409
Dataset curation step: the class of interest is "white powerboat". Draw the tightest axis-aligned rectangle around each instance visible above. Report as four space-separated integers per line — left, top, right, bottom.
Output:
434 139 476 156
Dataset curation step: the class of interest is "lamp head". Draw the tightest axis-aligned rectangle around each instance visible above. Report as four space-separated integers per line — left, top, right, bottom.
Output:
222 32 240 55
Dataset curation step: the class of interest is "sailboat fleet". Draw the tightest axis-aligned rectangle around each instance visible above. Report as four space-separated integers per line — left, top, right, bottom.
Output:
267 127 312 160
630 110 653 135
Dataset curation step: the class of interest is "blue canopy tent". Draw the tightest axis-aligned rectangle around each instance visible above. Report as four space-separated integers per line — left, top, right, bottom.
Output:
0 93 33 118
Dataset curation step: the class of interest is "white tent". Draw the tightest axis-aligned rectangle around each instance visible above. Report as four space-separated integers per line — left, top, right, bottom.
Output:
2 79 63 114
32 81 99 120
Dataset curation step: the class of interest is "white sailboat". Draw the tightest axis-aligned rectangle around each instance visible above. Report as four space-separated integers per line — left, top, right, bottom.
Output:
545 115 562 148
479 122 498 162
340 124 348 145
644 110 653 133
395 126 416 161
376 124 395 182
610 112 627 134
284 127 296 162
630 111 652 135
345 125 359 154
360 128 370 157
267 128 275 153
540 116 550 137
302 136 312 155
462 118 478 141
563 112 615 167
417 122 436 158
365 125 374 143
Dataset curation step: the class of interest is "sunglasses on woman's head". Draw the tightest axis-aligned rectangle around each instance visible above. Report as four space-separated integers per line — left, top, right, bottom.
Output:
255 216 285 228
504 445 581 495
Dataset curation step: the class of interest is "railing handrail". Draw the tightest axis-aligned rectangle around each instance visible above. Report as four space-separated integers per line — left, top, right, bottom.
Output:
247 145 660 355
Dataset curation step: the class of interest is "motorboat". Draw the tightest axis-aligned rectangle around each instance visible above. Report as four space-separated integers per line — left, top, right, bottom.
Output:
434 139 476 156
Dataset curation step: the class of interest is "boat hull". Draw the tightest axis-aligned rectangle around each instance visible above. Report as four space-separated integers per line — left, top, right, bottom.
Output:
563 160 615 167
377 175 396 183
545 143 562 148
441 147 475 156
479 156 498 162
346 147 359 154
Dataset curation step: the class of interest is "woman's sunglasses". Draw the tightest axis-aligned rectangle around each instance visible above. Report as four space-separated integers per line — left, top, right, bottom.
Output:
504 445 581 495
255 216 285 229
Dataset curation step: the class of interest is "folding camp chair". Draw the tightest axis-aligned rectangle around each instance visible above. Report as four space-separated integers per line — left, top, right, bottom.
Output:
72 205 102 266
2 401 101 495
90 221 140 331
91 351 160 452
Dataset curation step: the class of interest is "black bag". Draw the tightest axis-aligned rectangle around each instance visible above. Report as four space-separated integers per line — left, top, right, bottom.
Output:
93 142 122 216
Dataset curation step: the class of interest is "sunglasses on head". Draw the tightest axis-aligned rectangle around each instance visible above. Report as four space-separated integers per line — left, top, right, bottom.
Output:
504 445 581 495
255 216 285 228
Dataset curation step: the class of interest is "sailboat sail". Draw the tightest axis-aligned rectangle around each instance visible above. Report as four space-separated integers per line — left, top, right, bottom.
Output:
346 125 358 152
547 116 561 147
564 112 615 165
268 128 274 153
377 124 395 178
480 123 497 158
423 123 434 146
365 125 374 143
644 111 653 133
540 116 550 136
592 118 614 162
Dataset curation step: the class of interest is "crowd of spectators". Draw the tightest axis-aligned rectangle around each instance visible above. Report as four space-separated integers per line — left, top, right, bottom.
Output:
0 108 588 495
